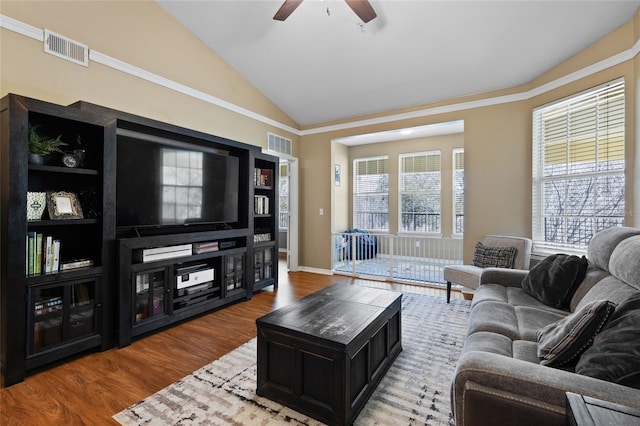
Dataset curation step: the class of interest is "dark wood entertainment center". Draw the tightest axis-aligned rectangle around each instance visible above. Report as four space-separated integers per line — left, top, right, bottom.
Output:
0 94 279 386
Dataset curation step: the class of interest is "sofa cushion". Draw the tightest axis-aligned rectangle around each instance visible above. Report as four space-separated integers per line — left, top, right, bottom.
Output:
472 242 517 268
574 275 638 311
569 265 610 312
467 301 520 340
609 235 640 290
576 294 640 388
521 254 588 309
515 306 567 341
587 226 640 272
537 300 616 367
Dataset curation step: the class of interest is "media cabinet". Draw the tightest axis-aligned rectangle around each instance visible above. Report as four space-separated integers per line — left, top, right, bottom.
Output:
0 94 279 386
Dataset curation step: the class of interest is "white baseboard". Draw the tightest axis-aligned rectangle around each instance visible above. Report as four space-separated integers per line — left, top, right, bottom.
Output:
298 266 333 275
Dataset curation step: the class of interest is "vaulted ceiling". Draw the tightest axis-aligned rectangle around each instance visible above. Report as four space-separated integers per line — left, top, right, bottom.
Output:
158 1 640 127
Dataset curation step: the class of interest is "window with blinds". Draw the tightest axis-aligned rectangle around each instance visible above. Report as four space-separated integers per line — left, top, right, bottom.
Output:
354 156 389 231
532 79 625 252
399 151 441 233
453 149 464 235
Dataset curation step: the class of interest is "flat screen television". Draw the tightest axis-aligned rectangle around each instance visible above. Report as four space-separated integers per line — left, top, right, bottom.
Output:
116 132 239 231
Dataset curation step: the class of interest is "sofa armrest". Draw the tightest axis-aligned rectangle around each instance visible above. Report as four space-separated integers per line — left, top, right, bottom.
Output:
452 351 640 426
479 268 528 288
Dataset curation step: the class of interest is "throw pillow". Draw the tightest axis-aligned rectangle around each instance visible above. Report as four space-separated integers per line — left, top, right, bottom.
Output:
575 294 640 389
471 242 517 268
521 254 588 309
537 300 616 367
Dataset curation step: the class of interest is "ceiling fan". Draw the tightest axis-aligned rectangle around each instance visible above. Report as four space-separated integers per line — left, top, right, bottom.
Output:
273 0 377 23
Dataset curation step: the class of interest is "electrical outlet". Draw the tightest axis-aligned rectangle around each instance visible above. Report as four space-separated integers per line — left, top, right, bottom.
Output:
319 208 324 216
415 241 420 248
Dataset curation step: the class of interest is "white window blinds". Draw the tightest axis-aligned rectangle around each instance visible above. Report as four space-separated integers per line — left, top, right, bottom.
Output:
453 149 464 235
532 79 625 252
399 151 441 233
354 156 389 231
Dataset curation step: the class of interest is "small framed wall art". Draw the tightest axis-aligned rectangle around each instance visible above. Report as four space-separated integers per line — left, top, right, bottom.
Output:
47 191 84 220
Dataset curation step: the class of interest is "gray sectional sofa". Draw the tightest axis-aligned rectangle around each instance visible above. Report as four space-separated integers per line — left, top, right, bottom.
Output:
451 226 640 426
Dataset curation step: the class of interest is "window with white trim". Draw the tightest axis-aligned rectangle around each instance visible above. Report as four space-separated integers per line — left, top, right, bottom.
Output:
399 151 441 233
453 149 464 235
354 156 389 231
532 79 625 252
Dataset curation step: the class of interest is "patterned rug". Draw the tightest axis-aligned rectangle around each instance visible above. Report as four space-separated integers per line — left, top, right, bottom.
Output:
114 289 471 425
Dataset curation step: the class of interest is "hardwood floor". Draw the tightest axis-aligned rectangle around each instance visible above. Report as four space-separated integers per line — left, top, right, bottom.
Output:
1 264 457 425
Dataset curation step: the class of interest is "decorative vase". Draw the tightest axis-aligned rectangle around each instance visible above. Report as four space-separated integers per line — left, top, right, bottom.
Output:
28 153 44 165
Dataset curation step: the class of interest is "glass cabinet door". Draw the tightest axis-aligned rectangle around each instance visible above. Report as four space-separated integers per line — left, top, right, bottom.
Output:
29 277 99 355
32 286 64 352
134 268 167 324
225 254 245 294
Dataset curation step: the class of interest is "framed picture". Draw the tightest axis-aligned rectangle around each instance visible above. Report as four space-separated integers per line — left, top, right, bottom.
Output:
26 192 47 221
335 164 341 186
47 191 84 220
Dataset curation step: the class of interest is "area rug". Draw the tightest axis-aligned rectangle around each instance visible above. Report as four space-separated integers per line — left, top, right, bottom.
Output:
114 290 471 425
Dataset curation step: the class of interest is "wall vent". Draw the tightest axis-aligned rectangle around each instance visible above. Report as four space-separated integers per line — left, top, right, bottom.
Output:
267 132 292 156
44 29 88 67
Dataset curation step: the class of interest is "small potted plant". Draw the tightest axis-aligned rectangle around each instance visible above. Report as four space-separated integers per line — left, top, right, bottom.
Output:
28 124 67 164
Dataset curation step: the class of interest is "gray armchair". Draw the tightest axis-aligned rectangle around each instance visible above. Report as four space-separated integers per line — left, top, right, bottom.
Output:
444 235 532 302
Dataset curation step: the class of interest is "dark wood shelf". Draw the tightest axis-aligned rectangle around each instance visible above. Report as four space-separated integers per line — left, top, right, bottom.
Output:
28 164 99 175
26 266 103 283
28 218 100 227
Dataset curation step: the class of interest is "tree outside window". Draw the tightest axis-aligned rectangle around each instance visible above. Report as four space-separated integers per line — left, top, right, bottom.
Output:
354 156 389 231
399 151 441 233
532 80 625 251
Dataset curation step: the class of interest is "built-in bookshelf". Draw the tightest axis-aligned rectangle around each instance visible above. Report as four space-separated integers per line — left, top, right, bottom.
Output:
1 94 115 386
251 153 279 292
1 94 280 386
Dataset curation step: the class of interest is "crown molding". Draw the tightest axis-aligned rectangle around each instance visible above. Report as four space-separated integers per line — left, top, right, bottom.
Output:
0 14 42 41
302 37 640 136
2 13 639 139
88 50 299 135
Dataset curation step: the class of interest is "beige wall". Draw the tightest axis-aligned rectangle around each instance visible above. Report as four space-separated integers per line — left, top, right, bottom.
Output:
332 141 350 233
0 1 299 149
2 2 639 272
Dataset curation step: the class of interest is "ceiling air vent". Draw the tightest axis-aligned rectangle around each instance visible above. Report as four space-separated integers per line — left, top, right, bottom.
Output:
44 29 89 67
267 132 292 156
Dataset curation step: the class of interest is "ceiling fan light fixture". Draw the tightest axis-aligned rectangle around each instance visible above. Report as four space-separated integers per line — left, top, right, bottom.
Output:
273 0 377 22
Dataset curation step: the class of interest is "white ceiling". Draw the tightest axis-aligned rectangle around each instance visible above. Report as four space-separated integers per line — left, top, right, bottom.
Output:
157 0 640 127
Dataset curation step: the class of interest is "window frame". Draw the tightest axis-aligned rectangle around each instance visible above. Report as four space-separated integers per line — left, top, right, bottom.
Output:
353 155 389 232
398 150 442 235
532 78 625 254
452 148 464 237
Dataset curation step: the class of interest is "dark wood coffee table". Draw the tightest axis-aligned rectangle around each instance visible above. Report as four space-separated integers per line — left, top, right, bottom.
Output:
256 283 402 425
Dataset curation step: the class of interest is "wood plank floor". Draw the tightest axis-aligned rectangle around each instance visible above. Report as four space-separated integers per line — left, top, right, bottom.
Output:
1 263 459 425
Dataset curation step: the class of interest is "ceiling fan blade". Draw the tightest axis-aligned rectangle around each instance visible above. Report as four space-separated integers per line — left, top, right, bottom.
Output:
344 0 377 23
273 0 304 21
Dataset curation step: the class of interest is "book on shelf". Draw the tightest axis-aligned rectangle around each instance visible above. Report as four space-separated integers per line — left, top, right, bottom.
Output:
34 296 63 316
34 233 43 275
26 232 35 275
254 195 270 215
254 168 273 187
60 259 94 271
